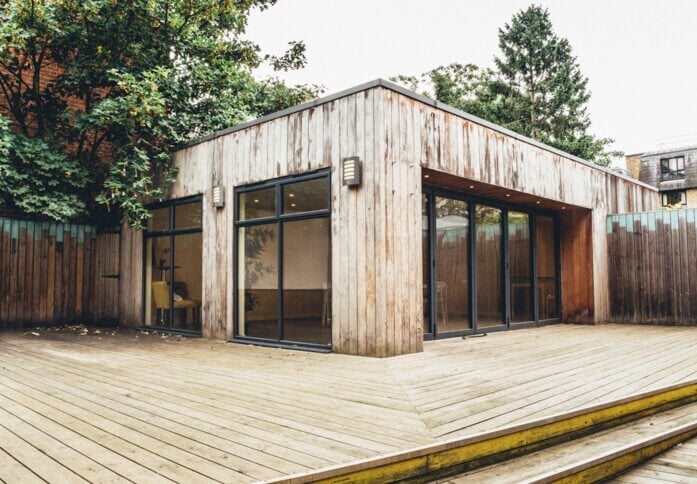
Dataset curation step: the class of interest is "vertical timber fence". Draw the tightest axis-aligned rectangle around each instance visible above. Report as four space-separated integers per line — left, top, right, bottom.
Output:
607 209 697 325
0 217 120 330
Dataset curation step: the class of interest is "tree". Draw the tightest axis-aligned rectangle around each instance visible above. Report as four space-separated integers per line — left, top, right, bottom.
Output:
0 0 321 226
392 5 619 166
495 5 618 165
393 64 519 128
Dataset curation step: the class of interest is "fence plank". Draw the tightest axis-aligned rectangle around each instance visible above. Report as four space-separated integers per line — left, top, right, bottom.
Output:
608 209 697 325
0 217 120 329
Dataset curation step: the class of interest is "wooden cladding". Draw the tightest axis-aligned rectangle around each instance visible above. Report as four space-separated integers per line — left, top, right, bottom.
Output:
157 81 660 355
0 218 120 329
607 209 697 325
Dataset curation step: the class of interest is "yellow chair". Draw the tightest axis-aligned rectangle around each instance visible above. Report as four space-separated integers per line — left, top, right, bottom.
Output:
152 281 200 327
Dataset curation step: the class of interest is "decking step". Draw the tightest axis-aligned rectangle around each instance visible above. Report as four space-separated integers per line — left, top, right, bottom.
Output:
441 401 697 483
267 380 697 483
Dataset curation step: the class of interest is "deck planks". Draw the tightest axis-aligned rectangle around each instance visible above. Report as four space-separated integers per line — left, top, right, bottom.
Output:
1 324 697 482
613 436 697 483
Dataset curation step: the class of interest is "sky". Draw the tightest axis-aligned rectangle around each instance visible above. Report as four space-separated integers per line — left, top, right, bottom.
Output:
247 0 697 161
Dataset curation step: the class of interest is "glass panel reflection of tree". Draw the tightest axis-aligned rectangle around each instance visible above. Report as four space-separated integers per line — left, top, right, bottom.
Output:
435 197 470 333
238 224 279 339
476 205 504 328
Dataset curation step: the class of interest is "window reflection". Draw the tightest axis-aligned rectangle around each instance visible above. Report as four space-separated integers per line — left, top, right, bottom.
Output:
537 215 559 320
476 204 503 328
435 197 470 333
509 211 533 322
238 224 279 339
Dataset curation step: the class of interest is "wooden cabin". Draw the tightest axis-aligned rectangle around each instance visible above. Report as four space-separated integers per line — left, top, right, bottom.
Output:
118 79 658 357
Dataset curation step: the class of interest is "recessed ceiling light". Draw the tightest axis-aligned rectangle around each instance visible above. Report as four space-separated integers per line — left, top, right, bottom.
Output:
469 185 474 189
536 201 541 205
253 199 259 203
289 193 295 198
561 206 566 210
424 174 430 179
505 194 511 197
291 203 296 207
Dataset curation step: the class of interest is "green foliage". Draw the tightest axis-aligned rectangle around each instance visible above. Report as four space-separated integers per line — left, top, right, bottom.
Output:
0 116 88 220
393 5 620 166
0 0 321 226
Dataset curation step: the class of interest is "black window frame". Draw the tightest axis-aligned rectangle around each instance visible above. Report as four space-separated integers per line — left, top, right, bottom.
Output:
661 190 687 207
422 185 561 340
660 156 685 181
233 169 332 351
142 194 203 336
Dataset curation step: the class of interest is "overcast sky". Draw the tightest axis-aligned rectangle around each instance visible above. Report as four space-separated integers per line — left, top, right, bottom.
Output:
247 0 697 159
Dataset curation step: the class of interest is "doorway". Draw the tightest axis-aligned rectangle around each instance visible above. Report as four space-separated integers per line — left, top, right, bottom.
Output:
422 187 560 339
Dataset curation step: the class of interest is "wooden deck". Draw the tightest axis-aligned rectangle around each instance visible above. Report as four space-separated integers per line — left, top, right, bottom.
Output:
614 437 697 483
1 324 697 482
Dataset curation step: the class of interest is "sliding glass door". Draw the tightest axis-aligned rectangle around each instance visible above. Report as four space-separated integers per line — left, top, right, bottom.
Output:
475 204 504 328
422 187 560 338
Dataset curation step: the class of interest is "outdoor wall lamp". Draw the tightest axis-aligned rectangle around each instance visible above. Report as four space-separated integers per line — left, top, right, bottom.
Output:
342 156 361 188
212 185 225 208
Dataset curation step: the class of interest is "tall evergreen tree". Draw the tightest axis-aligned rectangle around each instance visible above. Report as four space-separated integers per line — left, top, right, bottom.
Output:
393 5 619 166
495 5 617 164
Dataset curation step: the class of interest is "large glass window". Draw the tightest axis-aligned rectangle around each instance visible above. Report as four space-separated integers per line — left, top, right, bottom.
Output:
476 204 504 328
422 187 560 338
144 197 202 333
235 172 331 347
509 211 533 323
536 215 559 320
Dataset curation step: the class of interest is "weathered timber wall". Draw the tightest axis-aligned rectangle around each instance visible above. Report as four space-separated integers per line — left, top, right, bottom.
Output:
607 209 697 325
118 80 659 355
0 218 120 329
386 86 658 324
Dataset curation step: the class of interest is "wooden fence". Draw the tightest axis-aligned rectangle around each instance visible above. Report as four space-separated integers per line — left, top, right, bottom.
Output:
607 209 697 325
0 218 120 330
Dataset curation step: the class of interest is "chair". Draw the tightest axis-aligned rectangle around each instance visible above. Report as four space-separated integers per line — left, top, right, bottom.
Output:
152 281 201 327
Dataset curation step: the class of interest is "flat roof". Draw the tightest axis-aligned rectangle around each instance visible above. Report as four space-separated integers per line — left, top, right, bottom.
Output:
182 78 656 192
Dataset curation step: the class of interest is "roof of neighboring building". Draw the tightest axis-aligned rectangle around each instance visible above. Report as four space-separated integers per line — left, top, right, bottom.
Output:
640 145 697 158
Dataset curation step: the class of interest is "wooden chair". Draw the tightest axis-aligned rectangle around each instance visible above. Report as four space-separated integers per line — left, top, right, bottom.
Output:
152 281 201 327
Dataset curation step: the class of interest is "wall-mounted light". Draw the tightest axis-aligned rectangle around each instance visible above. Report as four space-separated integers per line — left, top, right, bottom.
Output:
342 156 361 187
212 185 225 208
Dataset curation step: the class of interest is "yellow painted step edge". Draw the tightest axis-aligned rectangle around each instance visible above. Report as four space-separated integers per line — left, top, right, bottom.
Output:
265 379 697 484
531 420 697 483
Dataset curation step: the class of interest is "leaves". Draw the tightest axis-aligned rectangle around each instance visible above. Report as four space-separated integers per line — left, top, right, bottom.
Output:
0 0 322 226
